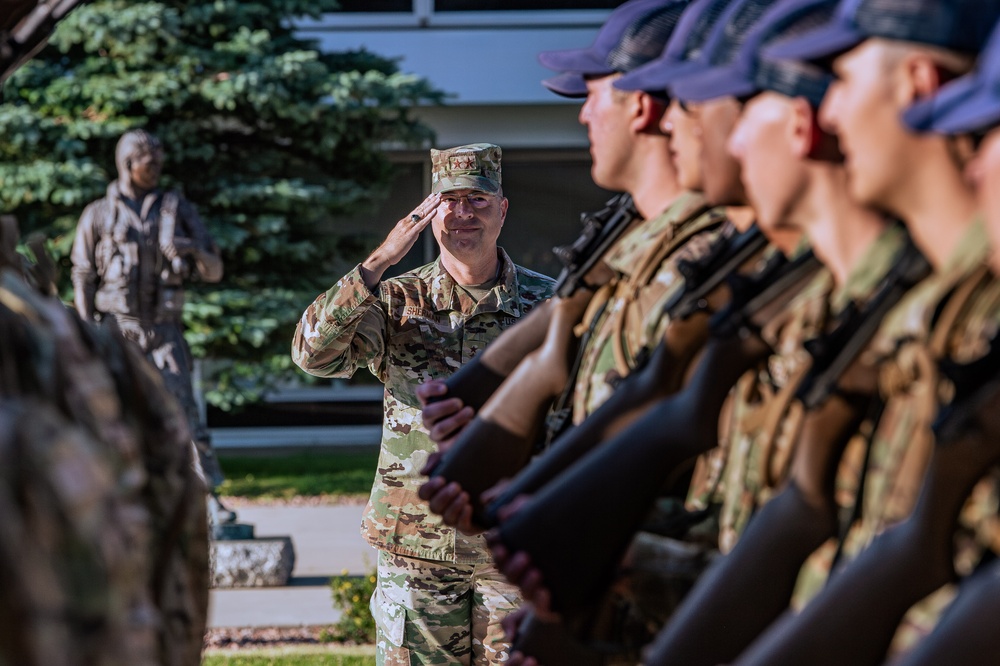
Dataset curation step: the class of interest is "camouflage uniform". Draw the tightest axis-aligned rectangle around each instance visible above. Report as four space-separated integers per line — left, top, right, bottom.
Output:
702 225 910 553
571 191 726 421
292 250 553 665
70 180 225 488
792 219 999 655
0 237 208 665
556 193 727 646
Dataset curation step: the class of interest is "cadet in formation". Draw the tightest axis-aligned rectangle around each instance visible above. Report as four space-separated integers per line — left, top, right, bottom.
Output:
414 0 1000 664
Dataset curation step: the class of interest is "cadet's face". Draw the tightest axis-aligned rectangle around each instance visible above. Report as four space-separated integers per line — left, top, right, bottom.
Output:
969 128 1000 273
691 97 747 206
820 41 903 210
433 188 508 261
728 93 806 235
129 149 163 190
580 74 636 191
663 99 705 190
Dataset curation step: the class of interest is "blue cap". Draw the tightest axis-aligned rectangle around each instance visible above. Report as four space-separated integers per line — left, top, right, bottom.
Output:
667 0 777 101
903 19 1000 134
669 0 838 105
540 0 678 97
765 0 1000 64
614 0 738 93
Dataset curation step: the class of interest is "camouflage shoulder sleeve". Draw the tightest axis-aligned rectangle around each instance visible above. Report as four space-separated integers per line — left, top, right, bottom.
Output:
291 264 389 379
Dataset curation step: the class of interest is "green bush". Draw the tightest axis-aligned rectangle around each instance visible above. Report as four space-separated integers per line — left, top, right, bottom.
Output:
323 568 377 644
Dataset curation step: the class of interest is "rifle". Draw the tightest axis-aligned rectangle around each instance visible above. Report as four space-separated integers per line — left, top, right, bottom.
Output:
643 239 932 666
492 248 823 632
717 273 1000 666
481 224 767 527
426 194 638 413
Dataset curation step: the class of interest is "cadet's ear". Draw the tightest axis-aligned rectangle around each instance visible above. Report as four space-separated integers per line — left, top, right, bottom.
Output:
787 97 814 159
903 54 953 104
634 92 668 134
790 96 843 163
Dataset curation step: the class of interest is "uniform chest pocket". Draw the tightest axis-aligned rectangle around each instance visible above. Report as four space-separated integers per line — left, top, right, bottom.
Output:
392 319 459 380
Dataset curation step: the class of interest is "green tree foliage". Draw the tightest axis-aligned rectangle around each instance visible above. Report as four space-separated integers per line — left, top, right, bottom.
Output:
0 0 442 408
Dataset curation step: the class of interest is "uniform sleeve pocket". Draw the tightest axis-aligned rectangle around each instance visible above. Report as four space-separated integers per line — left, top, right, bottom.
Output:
369 586 406 647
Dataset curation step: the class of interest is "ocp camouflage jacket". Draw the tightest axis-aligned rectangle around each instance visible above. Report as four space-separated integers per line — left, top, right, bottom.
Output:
291 250 554 562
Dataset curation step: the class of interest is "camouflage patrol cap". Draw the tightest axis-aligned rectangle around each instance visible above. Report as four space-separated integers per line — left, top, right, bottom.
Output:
430 143 502 195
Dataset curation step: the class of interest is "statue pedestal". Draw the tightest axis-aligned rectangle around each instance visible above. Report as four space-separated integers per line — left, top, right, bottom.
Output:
210 524 296 588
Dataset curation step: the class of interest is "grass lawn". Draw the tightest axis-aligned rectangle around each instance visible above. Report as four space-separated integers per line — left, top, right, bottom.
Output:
203 645 375 665
217 450 379 500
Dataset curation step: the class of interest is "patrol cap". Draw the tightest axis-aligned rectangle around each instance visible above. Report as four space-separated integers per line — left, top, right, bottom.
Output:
615 0 738 93
903 19 1000 134
766 0 1000 64
430 143 502 195
669 0 838 106
538 0 671 97
667 0 777 100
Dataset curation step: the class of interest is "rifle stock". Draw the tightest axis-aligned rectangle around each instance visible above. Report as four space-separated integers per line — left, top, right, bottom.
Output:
646 240 933 665
429 288 594 524
729 344 1000 666
892 558 1000 666
482 226 768 527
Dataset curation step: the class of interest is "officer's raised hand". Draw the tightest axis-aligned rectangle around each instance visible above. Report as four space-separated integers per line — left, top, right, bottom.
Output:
360 193 441 289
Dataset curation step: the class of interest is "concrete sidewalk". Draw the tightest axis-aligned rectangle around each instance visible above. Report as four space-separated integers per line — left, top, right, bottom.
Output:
208 503 375 628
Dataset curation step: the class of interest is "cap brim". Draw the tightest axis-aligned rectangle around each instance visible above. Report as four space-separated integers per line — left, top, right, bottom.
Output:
763 20 864 63
538 47 611 76
615 57 705 94
434 176 501 195
670 63 758 103
903 73 1000 135
542 71 590 98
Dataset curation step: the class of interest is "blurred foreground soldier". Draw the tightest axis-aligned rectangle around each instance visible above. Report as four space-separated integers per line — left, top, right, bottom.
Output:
1 4 208 666
291 143 554 665
69 129 233 527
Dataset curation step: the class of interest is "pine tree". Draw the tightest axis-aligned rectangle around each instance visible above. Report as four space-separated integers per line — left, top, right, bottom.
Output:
0 0 442 409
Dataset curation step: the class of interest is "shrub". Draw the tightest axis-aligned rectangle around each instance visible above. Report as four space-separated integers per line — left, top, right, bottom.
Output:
323 568 377 644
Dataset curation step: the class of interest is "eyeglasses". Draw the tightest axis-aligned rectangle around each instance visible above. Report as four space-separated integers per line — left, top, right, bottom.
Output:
440 193 495 209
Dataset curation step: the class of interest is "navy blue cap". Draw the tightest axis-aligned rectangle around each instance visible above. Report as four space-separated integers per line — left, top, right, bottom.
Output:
903 19 1000 134
540 0 675 97
667 0 777 101
615 0 738 93
670 0 838 105
765 0 1000 64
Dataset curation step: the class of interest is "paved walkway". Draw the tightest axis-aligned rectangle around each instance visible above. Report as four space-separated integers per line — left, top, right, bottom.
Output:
208 503 375 628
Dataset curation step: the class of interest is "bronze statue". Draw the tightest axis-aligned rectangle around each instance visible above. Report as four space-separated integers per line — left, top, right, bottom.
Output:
70 129 233 526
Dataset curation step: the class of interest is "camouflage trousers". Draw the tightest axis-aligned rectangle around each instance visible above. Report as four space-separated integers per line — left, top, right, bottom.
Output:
371 550 523 665
113 315 225 489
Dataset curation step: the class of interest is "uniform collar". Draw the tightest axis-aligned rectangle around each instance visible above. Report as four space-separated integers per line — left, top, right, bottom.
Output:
427 248 523 318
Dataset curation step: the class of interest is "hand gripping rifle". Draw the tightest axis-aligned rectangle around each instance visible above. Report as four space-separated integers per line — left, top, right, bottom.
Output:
492 247 823 661
481 224 768 527
426 193 638 413
644 238 933 666
424 196 640 518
